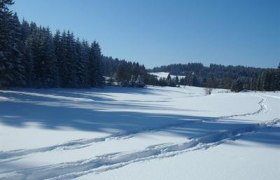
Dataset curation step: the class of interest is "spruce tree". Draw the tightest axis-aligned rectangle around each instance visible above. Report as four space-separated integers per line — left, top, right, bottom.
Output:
58 31 76 87
9 13 25 86
88 41 104 87
31 27 58 87
41 28 58 87
65 31 77 87
80 40 90 86
0 0 20 87
22 37 34 86
53 30 62 85
74 39 87 87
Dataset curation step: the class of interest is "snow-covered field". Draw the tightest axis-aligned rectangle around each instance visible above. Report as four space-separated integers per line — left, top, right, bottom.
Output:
149 72 185 80
0 86 279 180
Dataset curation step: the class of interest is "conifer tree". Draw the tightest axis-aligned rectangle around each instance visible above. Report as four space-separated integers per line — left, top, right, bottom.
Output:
80 40 90 86
9 13 25 86
74 39 88 87
0 0 20 87
88 41 104 86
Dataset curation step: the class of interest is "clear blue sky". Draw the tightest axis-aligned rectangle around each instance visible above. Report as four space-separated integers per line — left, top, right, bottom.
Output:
12 0 280 68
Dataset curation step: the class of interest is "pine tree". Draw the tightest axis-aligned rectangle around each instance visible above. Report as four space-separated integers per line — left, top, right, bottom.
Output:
231 79 243 92
88 41 104 87
167 73 171 86
175 75 179 85
19 20 34 86
66 31 78 87
9 13 25 86
261 71 272 91
57 31 75 87
20 19 30 41
21 37 34 86
0 0 22 88
0 0 14 53
135 74 145 87
53 30 62 85
31 27 58 87
41 28 58 87
80 40 90 86
116 62 129 86
74 39 88 87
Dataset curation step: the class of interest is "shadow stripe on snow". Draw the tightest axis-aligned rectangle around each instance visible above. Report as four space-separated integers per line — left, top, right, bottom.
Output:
2 118 279 180
0 120 200 162
0 97 267 162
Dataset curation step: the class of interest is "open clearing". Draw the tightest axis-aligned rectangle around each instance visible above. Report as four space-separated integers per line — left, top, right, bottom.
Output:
0 86 279 180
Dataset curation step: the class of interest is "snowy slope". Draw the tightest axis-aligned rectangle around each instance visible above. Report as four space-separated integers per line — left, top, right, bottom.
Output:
149 72 185 80
0 86 279 180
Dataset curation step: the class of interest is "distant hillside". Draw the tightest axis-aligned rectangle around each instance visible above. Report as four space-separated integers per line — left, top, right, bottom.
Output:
149 63 280 91
151 63 266 76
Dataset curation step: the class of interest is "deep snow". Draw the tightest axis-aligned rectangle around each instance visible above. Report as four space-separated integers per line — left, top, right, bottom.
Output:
0 86 279 180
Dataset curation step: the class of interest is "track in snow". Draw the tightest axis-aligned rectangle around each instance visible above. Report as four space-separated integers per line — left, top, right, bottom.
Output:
1 118 279 180
0 97 267 162
0 96 275 179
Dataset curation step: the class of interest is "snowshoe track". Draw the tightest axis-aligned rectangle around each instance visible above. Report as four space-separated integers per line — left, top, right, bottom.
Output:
2 118 279 180
0 97 268 162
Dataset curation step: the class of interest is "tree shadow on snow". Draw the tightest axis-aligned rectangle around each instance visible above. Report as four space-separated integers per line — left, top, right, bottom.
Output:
0 88 279 148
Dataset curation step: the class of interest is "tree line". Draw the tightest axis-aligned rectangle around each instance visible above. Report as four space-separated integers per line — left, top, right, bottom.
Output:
1 0 279 91
102 56 147 86
150 63 280 92
0 0 149 89
0 0 106 88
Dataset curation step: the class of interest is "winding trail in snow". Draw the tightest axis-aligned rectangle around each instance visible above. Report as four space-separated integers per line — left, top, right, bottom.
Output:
1 94 278 180
218 96 268 119
0 95 268 162
2 118 279 180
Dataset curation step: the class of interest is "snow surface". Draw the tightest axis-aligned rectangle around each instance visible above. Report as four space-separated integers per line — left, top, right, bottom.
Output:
0 86 279 180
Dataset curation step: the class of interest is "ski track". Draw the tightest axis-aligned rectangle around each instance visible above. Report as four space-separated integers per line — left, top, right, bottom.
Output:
1 118 279 180
0 120 201 162
0 96 268 162
218 96 268 119
0 95 276 180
